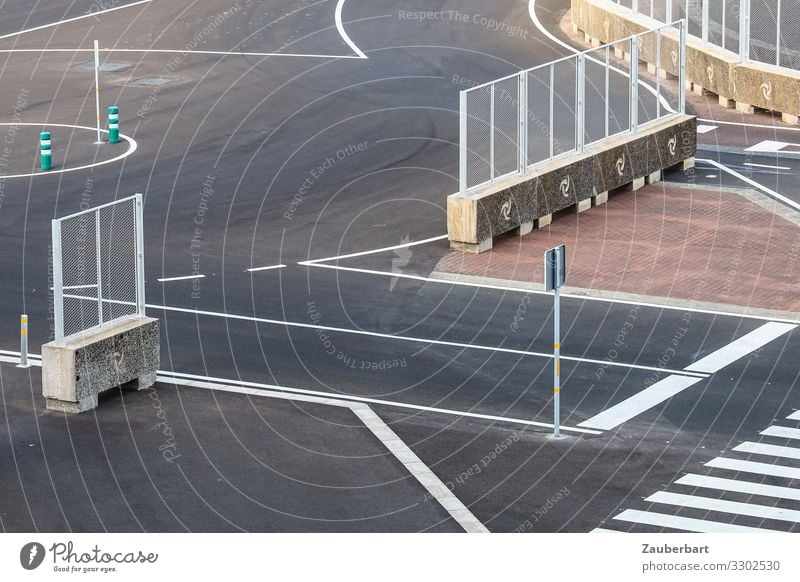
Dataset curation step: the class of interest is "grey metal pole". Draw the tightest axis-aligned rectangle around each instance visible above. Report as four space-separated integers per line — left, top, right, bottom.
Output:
94 40 102 144
680 19 687 114
52 220 64 345
489 84 495 182
554 286 561 438
95 210 104 326
631 37 639 132
135 194 146 316
519 72 528 176
18 314 29 368
577 53 586 154
459 91 467 194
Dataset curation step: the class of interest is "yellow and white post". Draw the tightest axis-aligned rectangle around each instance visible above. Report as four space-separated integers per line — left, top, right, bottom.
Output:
18 314 29 368
545 244 566 437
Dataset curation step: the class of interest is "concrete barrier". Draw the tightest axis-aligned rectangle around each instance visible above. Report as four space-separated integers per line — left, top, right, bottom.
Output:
42 317 160 413
572 0 800 121
448 115 696 253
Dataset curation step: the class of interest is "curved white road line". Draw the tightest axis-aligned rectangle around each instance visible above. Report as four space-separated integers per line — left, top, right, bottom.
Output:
335 0 368 59
0 0 152 42
0 123 137 179
528 0 673 112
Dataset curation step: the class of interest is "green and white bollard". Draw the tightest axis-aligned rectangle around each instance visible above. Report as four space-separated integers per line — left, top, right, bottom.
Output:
108 106 119 144
40 132 51 171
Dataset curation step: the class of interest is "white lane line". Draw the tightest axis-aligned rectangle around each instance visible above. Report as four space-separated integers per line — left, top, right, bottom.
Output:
733 442 800 461
762 425 800 440
351 405 488 532
698 118 800 133
675 473 800 501
613 509 775 532
699 158 800 212
0 124 136 180
152 374 485 532
247 264 287 273
705 457 800 480
299 234 448 265
744 162 792 171
744 140 793 153
0 48 364 59
303 262 800 325
787 411 800 421
159 371 602 435
335 0 368 59
590 528 625 533
697 124 718 134
149 303 705 378
0 0 152 42
577 375 704 430
646 491 800 524
157 275 205 282
684 322 796 373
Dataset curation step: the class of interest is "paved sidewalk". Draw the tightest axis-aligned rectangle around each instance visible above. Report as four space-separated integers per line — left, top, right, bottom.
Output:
435 183 800 315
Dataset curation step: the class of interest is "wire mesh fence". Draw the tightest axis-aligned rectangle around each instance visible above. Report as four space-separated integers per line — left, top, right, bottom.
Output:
52 194 145 344
609 0 799 68
459 21 685 194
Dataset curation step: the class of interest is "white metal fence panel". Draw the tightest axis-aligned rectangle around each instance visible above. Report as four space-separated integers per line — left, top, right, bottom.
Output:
52 194 145 344
459 21 685 194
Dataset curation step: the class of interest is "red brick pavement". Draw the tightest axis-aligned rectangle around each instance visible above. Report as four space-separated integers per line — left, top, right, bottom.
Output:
436 184 800 314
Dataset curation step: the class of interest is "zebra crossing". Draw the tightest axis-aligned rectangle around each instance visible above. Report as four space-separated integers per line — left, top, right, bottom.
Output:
594 409 800 533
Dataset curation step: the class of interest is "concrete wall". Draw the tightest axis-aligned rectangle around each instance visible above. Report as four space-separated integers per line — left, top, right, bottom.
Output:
42 317 160 413
448 115 696 253
572 0 800 122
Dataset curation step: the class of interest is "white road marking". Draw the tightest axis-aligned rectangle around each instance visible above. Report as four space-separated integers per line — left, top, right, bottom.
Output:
577 375 704 430
684 322 796 373
335 0 368 59
0 350 599 434
787 411 800 421
698 118 800 133
744 140 794 153
613 509 775 532
246 264 287 273
351 405 488 532
0 124 136 180
157 274 205 282
646 491 800 524
590 528 625 533
675 473 800 501
0 48 363 59
158 370 602 435
705 457 800 480
298 234 448 265
147 303 704 377
302 262 800 325
696 124 718 134
733 441 800 461
700 158 800 212
762 425 800 440
743 162 792 170
152 374 485 532
0 0 152 42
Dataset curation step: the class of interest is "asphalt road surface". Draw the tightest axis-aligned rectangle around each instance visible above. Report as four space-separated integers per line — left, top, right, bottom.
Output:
0 0 798 533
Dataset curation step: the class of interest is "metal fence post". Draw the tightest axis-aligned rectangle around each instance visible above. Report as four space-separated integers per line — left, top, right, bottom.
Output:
605 45 610 138
680 19 687 114
18 314 29 368
739 0 750 62
518 72 528 176
549 65 555 158
656 28 662 119
701 0 709 44
630 37 639 132
775 0 782 66
666 0 672 23
459 91 467 195
489 84 495 182
135 194 146 316
577 54 586 154
52 220 64 345
95 209 104 327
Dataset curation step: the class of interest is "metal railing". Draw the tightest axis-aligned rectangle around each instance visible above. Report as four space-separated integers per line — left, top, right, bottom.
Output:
459 21 686 194
610 0 800 69
52 194 145 345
